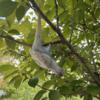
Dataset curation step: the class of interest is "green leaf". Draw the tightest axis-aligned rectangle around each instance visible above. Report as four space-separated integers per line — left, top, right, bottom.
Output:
95 8 100 18
6 11 16 26
59 85 72 96
49 90 60 100
16 19 32 36
33 90 46 100
14 75 23 88
71 63 79 72
45 8 54 20
41 97 47 100
58 0 66 10
5 38 16 49
42 80 55 89
16 5 26 21
0 37 5 48
26 30 35 43
0 0 18 17
9 75 23 88
0 19 7 26
0 64 16 74
84 94 93 100
28 77 39 88
8 29 20 35
59 11 69 24
87 84 100 95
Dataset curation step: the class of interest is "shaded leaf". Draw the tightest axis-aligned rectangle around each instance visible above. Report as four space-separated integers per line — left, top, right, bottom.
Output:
16 5 26 21
8 29 20 35
49 90 60 100
5 38 16 49
0 37 5 48
9 75 23 88
58 0 66 10
33 90 46 100
0 0 18 17
59 85 73 96
28 77 39 88
41 97 48 100
14 75 23 88
87 84 100 95
84 94 93 100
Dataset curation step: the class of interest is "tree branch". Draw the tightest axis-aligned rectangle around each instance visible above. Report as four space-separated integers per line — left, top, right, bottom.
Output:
28 0 100 86
44 40 61 46
0 35 32 47
0 35 61 47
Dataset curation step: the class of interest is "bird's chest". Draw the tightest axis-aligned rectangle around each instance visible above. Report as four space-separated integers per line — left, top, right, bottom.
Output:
30 49 49 69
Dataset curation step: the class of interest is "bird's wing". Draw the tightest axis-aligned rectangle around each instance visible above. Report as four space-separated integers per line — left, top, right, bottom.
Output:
39 52 64 75
43 44 51 54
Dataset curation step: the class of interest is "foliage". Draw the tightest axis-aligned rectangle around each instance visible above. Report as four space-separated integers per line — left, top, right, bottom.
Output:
0 0 100 100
